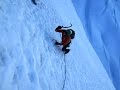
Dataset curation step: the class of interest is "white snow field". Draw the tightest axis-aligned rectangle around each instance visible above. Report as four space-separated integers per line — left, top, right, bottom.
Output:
72 0 120 89
0 0 115 90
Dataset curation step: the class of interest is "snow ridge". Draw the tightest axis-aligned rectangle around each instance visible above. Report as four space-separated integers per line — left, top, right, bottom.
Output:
0 0 115 90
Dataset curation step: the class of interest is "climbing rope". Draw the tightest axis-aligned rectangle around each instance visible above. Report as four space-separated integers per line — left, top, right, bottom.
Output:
62 54 67 90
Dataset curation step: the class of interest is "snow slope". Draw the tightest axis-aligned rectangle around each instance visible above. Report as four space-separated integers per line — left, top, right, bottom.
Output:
0 0 115 90
72 0 120 89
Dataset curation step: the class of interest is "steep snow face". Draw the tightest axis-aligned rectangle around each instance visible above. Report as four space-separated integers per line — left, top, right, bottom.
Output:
0 0 115 90
72 0 120 89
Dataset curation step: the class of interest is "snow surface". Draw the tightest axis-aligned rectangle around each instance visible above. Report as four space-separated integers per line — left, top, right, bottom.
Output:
72 0 120 89
0 0 115 90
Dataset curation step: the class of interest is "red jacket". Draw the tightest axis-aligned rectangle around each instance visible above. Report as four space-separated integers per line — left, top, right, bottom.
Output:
55 29 71 46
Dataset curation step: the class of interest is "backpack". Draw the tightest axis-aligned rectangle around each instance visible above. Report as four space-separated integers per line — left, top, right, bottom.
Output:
64 29 75 39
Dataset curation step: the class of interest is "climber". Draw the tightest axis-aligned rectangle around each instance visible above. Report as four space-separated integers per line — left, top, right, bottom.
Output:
55 25 75 54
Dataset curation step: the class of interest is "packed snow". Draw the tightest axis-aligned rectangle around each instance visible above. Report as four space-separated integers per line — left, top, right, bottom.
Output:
72 0 120 89
0 0 115 90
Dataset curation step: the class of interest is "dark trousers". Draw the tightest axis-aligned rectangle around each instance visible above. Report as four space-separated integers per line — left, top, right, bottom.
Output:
55 41 71 54
62 42 70 51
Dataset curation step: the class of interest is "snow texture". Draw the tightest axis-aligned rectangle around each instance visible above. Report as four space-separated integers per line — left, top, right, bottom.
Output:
0 0 115 90
72 0 120 89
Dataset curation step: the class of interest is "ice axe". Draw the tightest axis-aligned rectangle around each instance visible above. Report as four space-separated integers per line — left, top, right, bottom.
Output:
62 23 72 28
55 23 72 30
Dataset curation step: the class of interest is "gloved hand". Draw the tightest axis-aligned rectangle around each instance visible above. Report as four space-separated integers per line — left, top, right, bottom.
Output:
55 26 63 30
